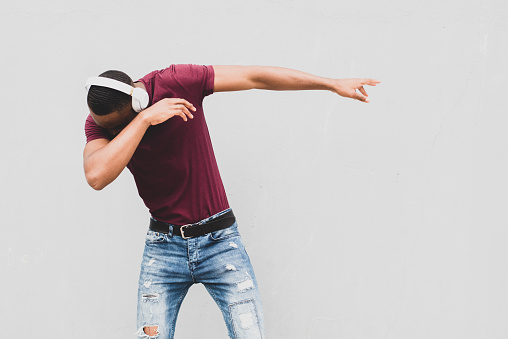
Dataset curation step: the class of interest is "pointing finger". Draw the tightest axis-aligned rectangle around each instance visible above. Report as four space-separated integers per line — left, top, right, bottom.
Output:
363 78 381 86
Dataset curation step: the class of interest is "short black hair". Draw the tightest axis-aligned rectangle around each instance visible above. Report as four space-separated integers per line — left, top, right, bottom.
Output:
87 70 133 116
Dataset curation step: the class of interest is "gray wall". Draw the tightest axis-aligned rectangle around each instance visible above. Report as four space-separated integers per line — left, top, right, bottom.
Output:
1 0 507 338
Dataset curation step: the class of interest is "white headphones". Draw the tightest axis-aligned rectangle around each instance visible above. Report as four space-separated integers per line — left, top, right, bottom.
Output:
85 77 149 112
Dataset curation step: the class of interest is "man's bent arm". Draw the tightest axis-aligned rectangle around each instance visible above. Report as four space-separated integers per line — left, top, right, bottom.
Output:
83 113 151 190
83 98 195 190
212 65 380 102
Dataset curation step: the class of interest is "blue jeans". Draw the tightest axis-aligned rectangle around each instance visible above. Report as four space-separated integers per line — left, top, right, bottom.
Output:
136 209 266 339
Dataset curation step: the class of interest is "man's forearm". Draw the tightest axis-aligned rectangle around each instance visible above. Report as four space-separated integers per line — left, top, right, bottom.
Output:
250 66 333 91
84 113 150 190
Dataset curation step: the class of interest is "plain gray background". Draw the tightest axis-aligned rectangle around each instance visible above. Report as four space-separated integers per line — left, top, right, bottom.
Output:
1 0 507 338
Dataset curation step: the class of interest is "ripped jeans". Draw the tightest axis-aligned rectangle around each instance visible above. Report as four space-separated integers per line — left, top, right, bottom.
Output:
136 209 265 339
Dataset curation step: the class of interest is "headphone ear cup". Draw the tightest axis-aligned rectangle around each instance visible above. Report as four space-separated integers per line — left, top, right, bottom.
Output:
131 87 149 112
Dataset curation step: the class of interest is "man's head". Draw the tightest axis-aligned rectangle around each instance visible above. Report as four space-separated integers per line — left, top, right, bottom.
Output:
87 70 134 116
86 70 144 136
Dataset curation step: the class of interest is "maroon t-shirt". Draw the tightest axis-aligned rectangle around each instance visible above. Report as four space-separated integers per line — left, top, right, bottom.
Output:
84 64 230 225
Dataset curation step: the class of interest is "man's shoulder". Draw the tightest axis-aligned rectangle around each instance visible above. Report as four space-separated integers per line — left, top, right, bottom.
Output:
138 64 212 80
138 64 214 101
84 114 112 143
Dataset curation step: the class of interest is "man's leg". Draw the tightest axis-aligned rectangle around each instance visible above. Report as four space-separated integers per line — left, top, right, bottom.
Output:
136 230 194 339
196 221 266 339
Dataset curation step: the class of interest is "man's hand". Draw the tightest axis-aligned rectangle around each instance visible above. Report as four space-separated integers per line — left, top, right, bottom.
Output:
330 78 381 103
140 98 196 126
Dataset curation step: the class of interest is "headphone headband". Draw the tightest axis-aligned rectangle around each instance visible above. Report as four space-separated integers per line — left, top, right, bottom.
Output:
85 76 149 112
85 77 135 96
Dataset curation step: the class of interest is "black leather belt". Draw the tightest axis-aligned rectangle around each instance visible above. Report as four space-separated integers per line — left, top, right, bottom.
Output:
149 210 236 239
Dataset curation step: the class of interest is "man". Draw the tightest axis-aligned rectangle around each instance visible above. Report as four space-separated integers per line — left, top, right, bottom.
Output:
83 64 380 339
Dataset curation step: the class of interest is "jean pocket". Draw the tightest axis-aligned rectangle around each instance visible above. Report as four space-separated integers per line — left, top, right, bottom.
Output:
145 230 167 243
208 222 240 241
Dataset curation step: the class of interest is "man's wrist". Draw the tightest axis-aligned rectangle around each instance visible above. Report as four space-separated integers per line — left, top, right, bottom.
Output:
324 78 340 93
137 109 152 128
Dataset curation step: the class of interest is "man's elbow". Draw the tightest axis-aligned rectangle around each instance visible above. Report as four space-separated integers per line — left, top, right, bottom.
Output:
90 180 106 191
85 171 107 191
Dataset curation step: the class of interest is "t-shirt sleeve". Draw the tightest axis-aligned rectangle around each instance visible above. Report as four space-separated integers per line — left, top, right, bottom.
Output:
84 114 112 143
166 64 215 101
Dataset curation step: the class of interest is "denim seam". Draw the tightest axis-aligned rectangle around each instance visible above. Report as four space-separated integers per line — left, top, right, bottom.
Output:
203 285 222 314
188 263 197 283
204 284 235 337
187 240 198 282
208 232 240 242
170 288 190 338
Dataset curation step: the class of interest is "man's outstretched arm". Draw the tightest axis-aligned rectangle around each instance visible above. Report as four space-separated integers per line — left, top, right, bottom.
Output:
212 65 380 103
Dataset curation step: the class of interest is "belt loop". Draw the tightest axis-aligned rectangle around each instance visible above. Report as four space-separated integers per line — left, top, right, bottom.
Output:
168 225 174 238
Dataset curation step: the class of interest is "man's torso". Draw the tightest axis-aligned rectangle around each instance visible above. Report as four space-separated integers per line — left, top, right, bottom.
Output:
85 64 229 225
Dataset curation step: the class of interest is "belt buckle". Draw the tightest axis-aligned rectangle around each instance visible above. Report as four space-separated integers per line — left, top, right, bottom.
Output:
180 224 192 239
